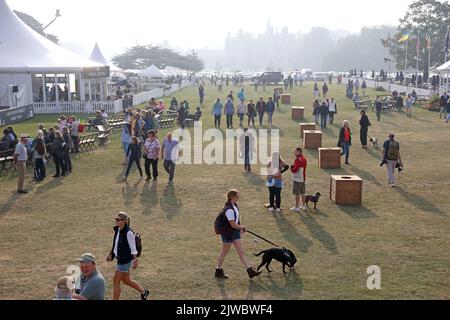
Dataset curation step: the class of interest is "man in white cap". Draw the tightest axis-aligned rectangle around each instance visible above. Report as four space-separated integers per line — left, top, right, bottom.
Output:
72 253 106 300
13 134 29 194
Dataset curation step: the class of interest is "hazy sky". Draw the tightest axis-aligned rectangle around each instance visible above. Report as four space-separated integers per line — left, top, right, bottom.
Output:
7 0 411 59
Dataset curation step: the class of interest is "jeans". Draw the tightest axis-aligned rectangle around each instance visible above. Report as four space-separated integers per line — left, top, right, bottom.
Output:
258 112 264 126
267 112 273 127
145 157 159 179
54 155 66 176
163 160 176 182
34 158 46 181
329 112 335 124
386 159 398 184
214 115 221 128
341 142 350 163
226 115 233 128
71 135 79 152
314 114 319 125
244 150 251 171
360 127 368 146
320 114 327 129
269 186 282 209
125 157 143 177
376 109 381 121
248 116 255 127
238 113 245 127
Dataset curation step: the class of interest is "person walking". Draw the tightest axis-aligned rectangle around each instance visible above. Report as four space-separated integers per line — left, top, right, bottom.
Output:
239 128 255 172
266 97 275 128
237 101 246 127
319 101 329 130
199 84 205 106
62 127 73 173
51 131 66 178
328 97 337 124
338 120 352 165
382 134 403 187
361 80 367 96
266 152 289 213
70 116 80 153
144 130 160 182
212 98 223 129
237 88 245 103
312 100 320 125
13 134 29 193
375 97 383 121
215 189 262 279
273 89 281 109
313 83 320 98
256 97 266 127
124 137 143 181
359 110 371 149
247 100 256 128
225 98 235 129
439 92 448 119
121 124 132 165
445 97 450 123
106 212 150 300
322 82 329 99
290 147 308 212
405 94 413 119
161 132 179 184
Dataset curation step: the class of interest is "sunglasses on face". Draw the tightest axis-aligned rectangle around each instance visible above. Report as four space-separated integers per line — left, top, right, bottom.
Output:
115 218 124 222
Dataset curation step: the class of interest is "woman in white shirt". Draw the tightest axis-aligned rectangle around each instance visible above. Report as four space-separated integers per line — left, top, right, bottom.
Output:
328 97 337 125
215 189 261 279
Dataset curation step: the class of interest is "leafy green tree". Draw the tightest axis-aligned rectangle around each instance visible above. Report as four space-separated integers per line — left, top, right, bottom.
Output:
14 10 59 44
386 0 450 71
112 45 204 72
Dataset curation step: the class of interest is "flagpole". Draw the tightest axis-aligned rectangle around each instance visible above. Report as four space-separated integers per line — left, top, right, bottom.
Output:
395 45 398 73
445 25 449 64
405 39 408 71
416 32 419 89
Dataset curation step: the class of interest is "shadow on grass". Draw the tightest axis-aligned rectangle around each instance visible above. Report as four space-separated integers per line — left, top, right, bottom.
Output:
365 147 382 160
273 213 312 253
140 181 159 215
350 166 382 186
35 176 63 194
122 181 141 207
245 269 303 300
160 184 183 220
394 187 447 216
215 279 230 300
300 213 339 254
242 172 265 192
0 191 20 220
337 205 378 219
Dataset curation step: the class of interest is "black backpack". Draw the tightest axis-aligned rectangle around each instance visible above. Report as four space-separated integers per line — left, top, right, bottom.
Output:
135 233 142 257
214 204 238 236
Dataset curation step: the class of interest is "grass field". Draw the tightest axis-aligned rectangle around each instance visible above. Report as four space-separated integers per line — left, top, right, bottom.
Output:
1 82 449 300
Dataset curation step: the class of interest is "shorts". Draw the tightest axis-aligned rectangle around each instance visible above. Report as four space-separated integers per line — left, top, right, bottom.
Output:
293 182 305 195
221 230 241 243
116 261 133 273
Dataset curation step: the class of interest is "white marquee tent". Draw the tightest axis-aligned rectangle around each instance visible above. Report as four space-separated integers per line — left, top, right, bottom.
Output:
436 60 450 74
0 0 110 110
138 65 165 78
89 42 122 72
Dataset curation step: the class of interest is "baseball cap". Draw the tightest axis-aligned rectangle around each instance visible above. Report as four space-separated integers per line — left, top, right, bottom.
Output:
19 134 29 139
77 253 96 264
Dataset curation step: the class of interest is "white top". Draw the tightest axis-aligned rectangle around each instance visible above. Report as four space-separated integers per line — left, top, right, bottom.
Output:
70 121 80 136
329 101 336 112
237 103 247 114
113 230 138 257
14 142 27 161
225 205 240 224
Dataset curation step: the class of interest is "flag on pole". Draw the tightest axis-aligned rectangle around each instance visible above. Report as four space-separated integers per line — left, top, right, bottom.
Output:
426 35 432 49
445 29 449 53
399 33 409 43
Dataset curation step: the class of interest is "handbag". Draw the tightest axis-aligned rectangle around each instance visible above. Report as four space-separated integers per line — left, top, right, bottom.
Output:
337 140 342 147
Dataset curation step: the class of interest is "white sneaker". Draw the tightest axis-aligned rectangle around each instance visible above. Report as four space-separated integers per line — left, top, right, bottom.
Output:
290 207 300 212
301 205 307 211
276 208 281 213
268 207 274 212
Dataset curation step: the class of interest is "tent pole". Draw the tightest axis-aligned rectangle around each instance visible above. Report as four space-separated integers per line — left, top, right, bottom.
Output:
42 74 47 104
55 74 59 108
67 74 71 102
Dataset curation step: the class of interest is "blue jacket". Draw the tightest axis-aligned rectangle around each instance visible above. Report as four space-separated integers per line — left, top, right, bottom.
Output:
237 90 245 101
266 101 275 113
225 100 235 115
212 102 223 116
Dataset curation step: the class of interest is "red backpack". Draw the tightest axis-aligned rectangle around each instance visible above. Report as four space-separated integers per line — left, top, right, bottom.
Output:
78 124 85 133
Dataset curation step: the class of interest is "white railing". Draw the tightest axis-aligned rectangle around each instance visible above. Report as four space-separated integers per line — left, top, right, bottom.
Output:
345 78 433 98
32 79 195 114
33 100 120 115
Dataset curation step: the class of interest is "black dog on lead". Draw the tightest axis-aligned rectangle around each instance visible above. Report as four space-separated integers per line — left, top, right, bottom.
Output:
305 192 321 209
254 248 297 273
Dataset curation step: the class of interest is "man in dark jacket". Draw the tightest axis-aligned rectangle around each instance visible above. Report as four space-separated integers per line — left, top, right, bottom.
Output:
256 98 266 127
266 97 275 128
318 101 329 130
440 92 448 119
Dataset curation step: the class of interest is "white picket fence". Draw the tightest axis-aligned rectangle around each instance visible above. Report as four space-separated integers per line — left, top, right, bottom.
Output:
32 79 195 115
345 78 433 98
33 100 123 115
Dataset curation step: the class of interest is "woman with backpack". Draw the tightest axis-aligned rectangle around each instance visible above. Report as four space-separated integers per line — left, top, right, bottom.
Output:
215 189 262 280
124 136 143 182
106 212 150 300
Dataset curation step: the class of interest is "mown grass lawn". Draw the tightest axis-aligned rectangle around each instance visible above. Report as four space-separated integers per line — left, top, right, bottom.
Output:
1 82 449 300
